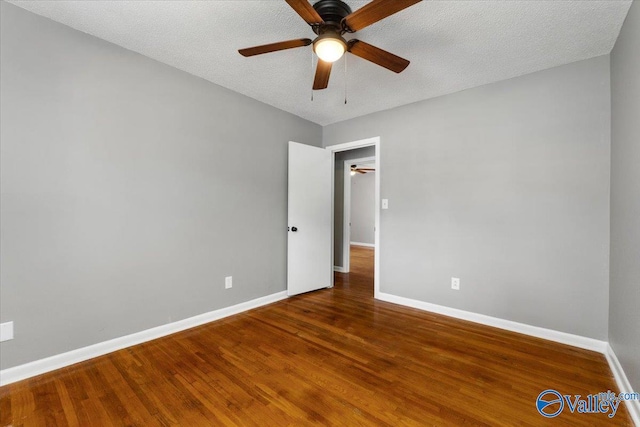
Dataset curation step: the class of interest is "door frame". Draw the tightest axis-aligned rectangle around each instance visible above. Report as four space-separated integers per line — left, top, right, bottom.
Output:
342 156 375 273
326 137 380 298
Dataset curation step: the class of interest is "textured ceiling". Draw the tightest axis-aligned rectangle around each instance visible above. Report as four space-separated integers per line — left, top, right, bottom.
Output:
8 0 632 125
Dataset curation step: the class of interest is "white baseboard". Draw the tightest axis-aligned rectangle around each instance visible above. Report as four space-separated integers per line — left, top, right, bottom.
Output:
0 291 288 386
605 344 640 425
376 292 608 353
350 242 375 248
334 266 347 273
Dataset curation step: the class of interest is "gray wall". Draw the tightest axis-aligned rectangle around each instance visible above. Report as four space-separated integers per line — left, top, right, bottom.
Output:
324 56 611 340
334 146 375 266
0 2 321 369
350 172 375 245
610 0 640 393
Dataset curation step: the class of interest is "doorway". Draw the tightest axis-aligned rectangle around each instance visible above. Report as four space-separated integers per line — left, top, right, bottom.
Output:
326 137 380 298
341 155 375 273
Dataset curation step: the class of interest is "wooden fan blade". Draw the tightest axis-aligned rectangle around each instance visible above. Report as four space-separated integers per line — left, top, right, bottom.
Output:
356 170 366 174
239 38 312 57
313 60 332 90
348 40 410 73
344 0 421 32
358 168 375 171
285 0 324 24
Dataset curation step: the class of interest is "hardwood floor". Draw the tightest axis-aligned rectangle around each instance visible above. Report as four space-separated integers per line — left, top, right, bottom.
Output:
0 246 632 426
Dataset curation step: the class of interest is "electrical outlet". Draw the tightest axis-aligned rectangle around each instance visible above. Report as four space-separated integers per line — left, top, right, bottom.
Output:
382 199 389 209
451 277 460 290
225 276 232 289
0 321 14 342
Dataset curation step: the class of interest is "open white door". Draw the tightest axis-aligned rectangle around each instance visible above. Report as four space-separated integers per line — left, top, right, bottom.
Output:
287 141 332 296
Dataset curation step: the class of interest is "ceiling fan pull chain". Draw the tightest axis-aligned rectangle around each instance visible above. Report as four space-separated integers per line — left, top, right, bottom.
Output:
311 49 314 101
344 53 348 105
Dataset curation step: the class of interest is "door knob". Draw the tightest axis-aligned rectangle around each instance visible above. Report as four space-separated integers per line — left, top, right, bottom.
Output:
291 226 298 232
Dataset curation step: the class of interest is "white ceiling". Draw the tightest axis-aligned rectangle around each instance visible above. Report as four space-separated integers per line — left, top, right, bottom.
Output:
8 0 631 126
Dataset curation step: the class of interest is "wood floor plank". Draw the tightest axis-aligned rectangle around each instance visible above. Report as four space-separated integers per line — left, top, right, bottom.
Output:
0 246 633 425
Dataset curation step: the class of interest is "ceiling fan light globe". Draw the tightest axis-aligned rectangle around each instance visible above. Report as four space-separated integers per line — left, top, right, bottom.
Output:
314 37 346 63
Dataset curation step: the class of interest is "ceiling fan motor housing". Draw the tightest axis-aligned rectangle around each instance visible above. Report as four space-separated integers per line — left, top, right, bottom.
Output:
312 0 353 34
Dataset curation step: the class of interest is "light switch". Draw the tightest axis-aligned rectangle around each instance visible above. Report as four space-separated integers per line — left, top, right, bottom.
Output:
382 199 389 209
0 321 14 342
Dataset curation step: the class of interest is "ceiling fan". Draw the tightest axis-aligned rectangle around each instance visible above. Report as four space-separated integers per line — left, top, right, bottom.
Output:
351 165 375 175
238 0 422 90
